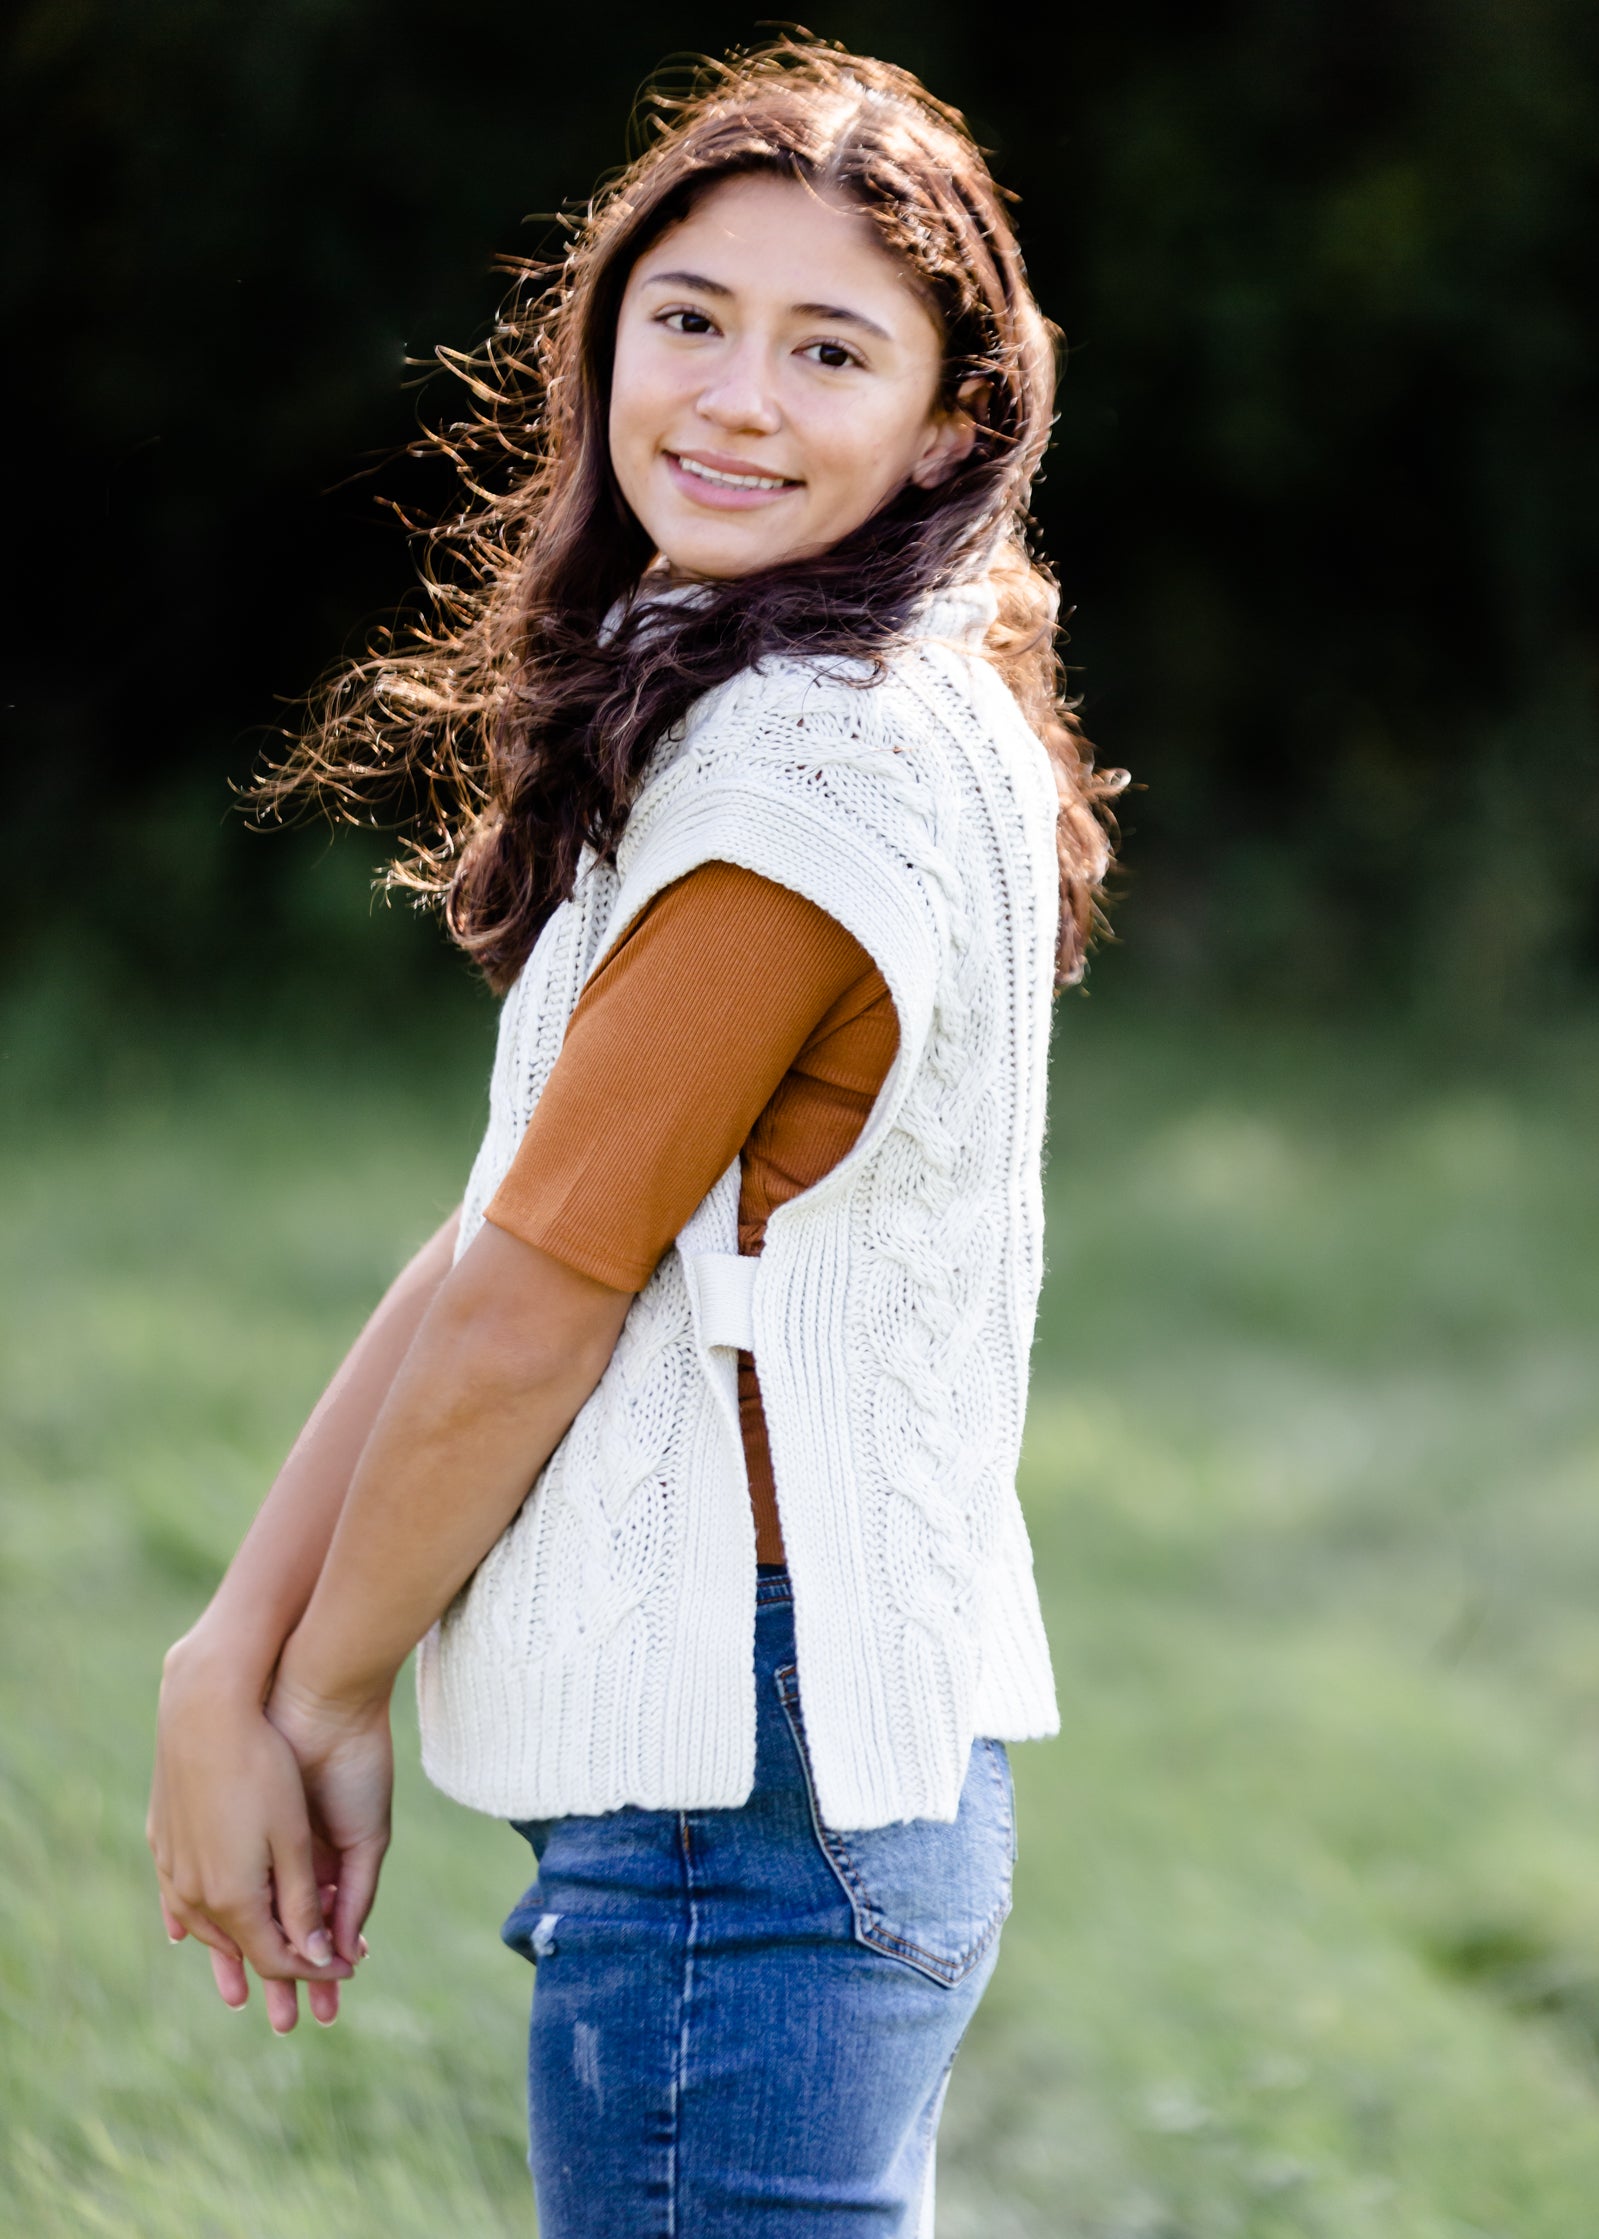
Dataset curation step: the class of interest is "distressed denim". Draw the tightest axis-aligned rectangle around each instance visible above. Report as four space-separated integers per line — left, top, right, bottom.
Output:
501 1564 1016 2236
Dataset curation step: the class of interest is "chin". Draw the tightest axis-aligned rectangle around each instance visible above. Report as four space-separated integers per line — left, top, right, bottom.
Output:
656 532 793 582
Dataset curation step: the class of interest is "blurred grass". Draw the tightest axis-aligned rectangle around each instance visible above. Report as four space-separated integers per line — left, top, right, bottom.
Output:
3 995 1599 2236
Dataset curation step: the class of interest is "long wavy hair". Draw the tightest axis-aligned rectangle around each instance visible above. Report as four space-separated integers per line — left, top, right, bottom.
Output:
252 37 1125 994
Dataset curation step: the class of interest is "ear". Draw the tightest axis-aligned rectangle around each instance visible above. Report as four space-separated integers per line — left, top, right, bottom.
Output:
909 375 991 491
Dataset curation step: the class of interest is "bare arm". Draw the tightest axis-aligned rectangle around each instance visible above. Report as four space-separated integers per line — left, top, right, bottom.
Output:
156 1217 635 2014
162 1207 464 1698
148 1207 462 2029
270 1221 634 1718
162 1209 461 1692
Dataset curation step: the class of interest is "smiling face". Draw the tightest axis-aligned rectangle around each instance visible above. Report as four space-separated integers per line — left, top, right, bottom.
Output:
607 171 977 582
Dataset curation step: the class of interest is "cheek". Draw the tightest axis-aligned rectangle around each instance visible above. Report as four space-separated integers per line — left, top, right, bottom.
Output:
609 325 669 460
802 387 932 500
607 338 641 454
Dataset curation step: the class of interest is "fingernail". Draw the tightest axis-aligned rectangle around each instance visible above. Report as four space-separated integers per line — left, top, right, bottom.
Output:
305 1930 333 1965
167 1934 184 1946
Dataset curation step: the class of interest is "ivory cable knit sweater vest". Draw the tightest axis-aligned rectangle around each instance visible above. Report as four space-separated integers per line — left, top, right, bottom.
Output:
416 584 1062 1830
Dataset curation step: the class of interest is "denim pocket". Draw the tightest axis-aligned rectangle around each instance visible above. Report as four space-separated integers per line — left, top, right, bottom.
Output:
500 1882 555 1966
775 1663 1015 1987
500 1818 557 1965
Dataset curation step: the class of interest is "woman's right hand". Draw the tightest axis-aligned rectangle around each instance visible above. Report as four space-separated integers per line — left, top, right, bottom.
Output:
148 1633 359 2033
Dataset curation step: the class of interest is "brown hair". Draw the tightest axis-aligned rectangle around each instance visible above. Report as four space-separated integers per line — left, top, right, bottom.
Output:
252 35 1125 993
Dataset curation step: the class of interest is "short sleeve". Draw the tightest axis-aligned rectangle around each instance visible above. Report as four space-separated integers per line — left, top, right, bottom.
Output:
482 859 883 1291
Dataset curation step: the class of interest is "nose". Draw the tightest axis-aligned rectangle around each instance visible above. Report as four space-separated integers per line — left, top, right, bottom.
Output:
694 339 782 436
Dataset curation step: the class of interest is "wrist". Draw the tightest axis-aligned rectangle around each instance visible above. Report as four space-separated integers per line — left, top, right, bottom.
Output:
270 1628 397 1728
161 1613 282 1706
265 1660 392 1772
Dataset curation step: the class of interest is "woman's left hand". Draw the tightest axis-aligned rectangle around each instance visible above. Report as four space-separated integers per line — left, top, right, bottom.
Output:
261 1672 395 1986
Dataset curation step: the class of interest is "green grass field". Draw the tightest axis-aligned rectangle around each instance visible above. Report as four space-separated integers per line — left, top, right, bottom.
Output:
4 997 1599 2237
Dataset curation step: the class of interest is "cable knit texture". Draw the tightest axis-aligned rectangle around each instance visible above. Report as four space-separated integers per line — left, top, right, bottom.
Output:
415 584 1062 1830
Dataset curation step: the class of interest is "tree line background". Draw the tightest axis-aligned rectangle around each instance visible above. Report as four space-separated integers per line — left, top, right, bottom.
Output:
5 0 1596 1040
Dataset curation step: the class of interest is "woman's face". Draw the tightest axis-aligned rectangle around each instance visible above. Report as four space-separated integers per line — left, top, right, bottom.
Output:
608 171 976 581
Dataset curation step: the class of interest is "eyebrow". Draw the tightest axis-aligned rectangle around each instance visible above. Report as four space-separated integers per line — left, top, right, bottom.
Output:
641 270 894 345
793 301 894 344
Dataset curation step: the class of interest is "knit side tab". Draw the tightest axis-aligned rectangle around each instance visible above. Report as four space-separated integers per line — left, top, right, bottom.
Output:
673 1154 747 1461
685 1251 759 1351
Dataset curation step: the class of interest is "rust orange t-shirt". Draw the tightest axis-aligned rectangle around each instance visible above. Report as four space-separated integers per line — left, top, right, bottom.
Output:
482 859 900 1565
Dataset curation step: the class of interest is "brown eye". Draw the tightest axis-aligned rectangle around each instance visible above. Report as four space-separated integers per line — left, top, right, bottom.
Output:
661 307 717 336
803 340 862 370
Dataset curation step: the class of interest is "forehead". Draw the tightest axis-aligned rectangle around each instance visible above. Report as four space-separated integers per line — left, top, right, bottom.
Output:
629 171 939 335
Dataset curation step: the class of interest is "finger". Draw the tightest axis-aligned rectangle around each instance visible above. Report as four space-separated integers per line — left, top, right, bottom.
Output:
273 1823 336 1970
310 1885 343 2019
265 1978 300 2036
320 1884 371 1961
190 1879 348 1986
308 1974 341 2027
208 1944 250 2009
328 1835 388 1967
158 1859 246 1965
248 1909 352 1984
166 1895 245 1966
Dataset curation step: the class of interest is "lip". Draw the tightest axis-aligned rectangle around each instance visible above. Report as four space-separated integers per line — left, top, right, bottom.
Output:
663 449 804 511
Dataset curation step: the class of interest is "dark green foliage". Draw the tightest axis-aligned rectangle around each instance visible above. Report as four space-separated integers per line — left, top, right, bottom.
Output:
3 0 1595 1017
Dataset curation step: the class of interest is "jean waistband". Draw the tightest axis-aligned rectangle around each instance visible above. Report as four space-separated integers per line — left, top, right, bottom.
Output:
756 1563 792 1607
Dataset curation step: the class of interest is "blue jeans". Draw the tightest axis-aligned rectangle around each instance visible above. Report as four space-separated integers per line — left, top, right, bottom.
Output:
501 1564 1017 2235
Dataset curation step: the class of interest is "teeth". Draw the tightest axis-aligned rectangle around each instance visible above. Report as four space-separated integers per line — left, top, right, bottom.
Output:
675 455 793 491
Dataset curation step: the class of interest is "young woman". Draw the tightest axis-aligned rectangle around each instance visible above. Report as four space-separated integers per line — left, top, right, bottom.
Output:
147 39 1122 2235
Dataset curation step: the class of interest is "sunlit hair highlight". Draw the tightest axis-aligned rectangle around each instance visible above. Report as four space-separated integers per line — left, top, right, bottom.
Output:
252 36 1126 993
